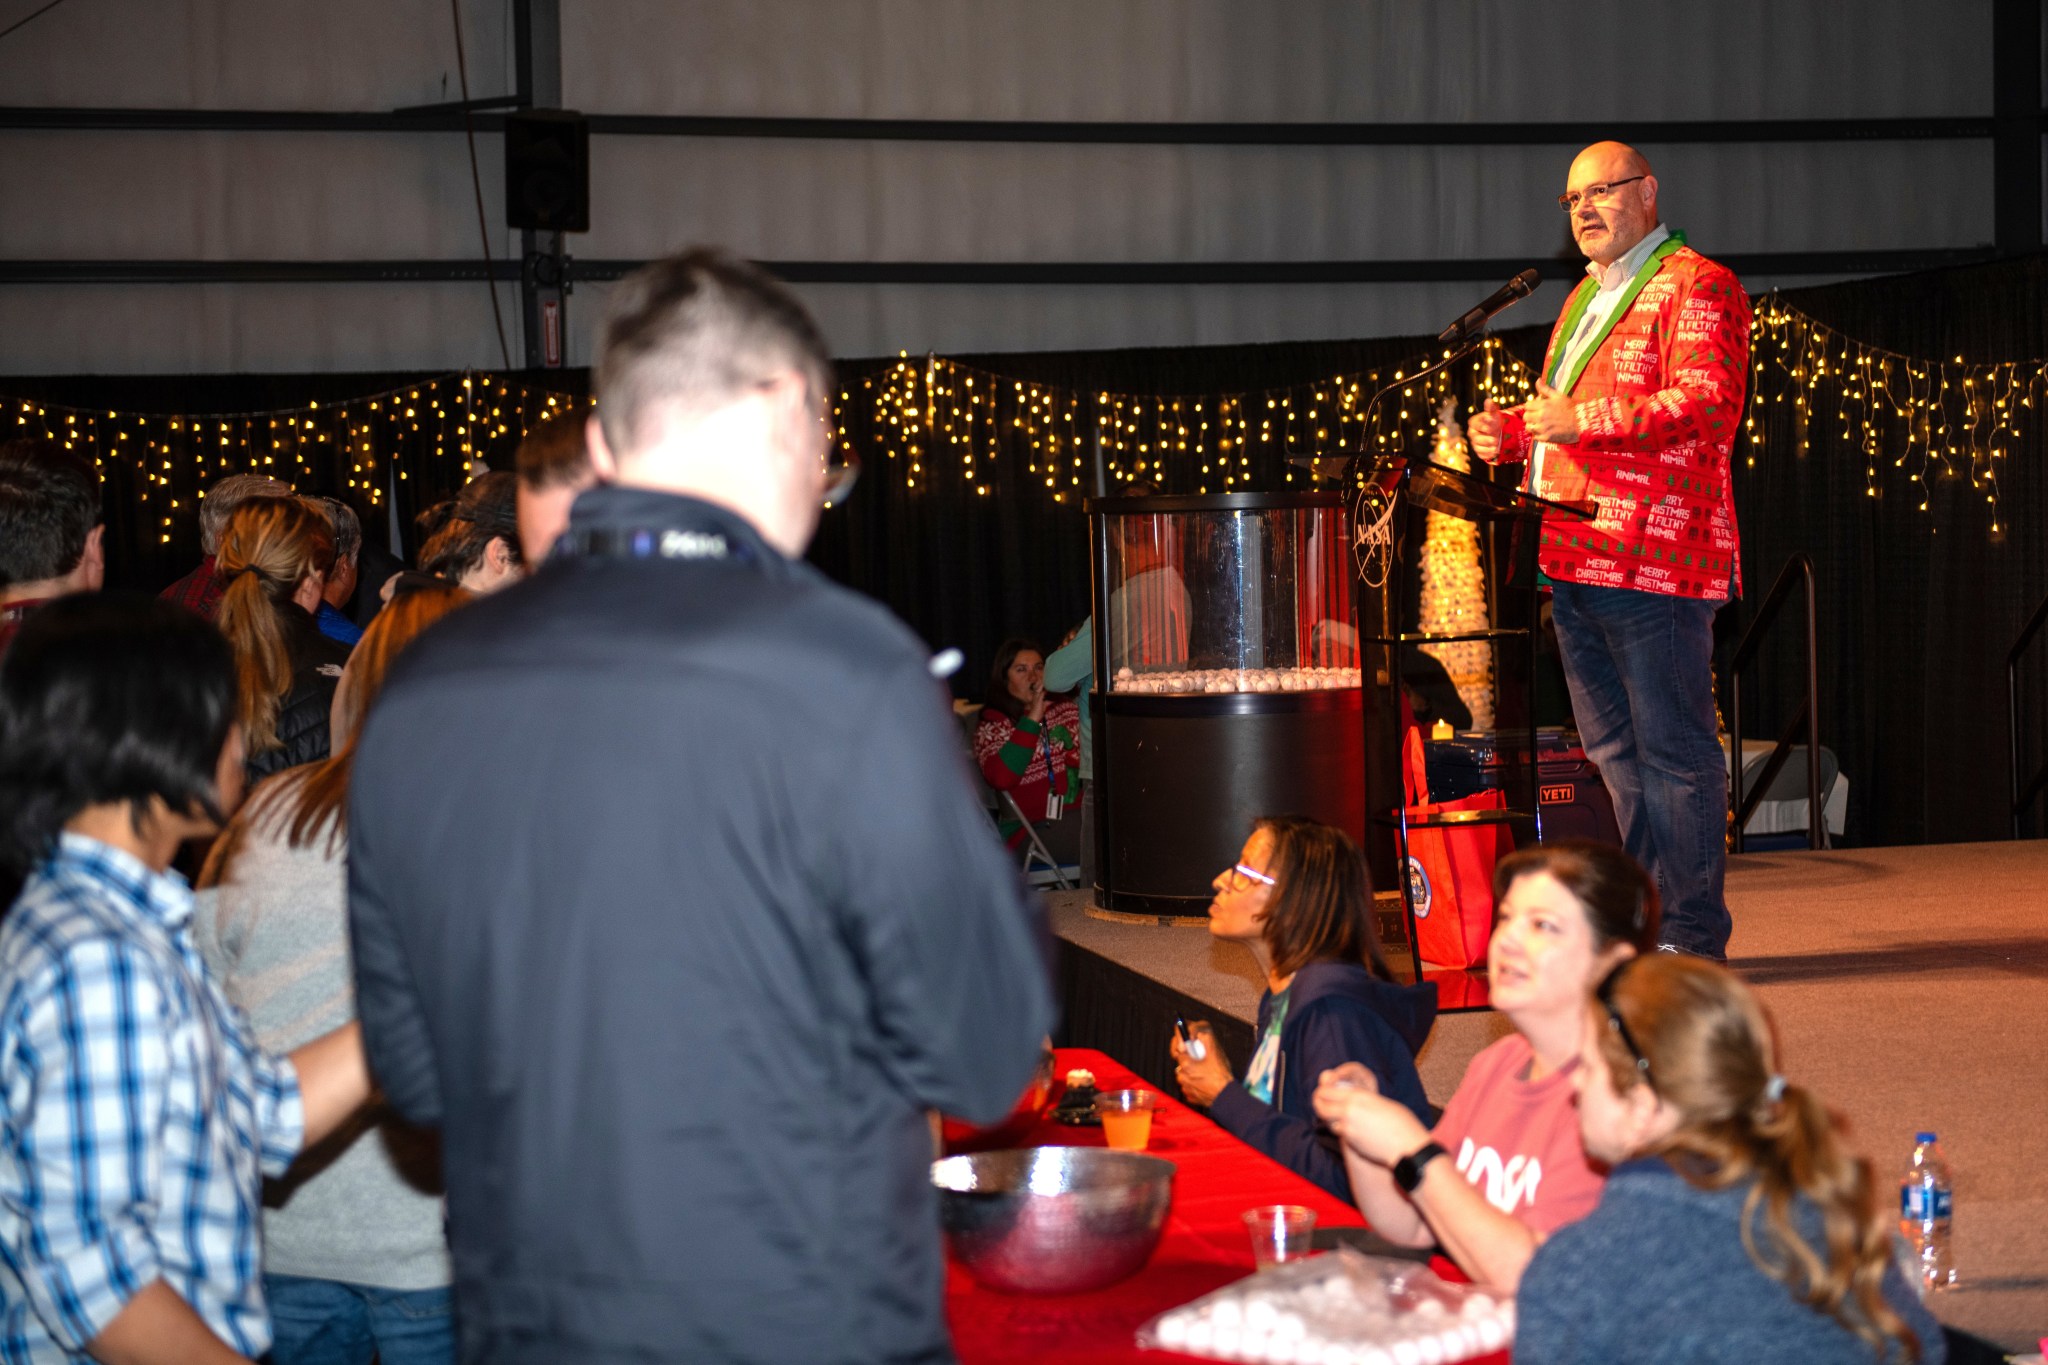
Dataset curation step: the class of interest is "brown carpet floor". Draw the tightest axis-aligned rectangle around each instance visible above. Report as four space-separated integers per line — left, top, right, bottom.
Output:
1048 839 2048 1351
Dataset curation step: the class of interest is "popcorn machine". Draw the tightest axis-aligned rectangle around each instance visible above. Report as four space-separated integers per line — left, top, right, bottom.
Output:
1087 492 1373 917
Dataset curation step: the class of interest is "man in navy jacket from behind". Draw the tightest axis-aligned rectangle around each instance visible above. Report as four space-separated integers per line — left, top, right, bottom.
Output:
347 249 1055 1364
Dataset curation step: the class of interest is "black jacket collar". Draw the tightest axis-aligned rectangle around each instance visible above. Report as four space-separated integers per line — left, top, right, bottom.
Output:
559 486 788 571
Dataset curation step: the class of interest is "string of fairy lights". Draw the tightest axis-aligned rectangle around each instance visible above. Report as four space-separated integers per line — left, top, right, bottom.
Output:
845 338 1539 501
5 295 2042 545
5 374 593 548
1744 296 2043 534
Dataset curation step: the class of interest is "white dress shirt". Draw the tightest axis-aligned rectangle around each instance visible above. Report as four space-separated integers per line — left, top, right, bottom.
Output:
1531 223 1673 492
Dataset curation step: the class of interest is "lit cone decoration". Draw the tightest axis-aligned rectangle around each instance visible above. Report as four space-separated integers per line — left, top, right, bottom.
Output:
1417 398 1494 730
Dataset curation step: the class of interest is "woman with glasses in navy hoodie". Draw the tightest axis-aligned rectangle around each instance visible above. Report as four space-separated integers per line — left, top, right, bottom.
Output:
1171 816 1437 1202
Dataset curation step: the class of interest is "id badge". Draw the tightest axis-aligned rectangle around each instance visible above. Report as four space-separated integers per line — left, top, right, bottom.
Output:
1046 786 1062 821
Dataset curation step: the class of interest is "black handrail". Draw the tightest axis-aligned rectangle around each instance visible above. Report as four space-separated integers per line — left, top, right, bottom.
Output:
2007 589 2048 839
1726 555 1823 852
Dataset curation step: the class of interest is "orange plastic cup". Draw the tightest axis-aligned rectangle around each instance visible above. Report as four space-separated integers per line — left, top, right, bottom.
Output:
1093 1089 1160 1151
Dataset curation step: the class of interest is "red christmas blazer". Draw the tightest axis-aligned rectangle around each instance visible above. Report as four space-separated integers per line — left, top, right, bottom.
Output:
1499 236 1752 600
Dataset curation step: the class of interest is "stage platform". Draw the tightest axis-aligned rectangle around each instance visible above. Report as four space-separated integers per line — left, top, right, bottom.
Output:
1048 839 2048 1353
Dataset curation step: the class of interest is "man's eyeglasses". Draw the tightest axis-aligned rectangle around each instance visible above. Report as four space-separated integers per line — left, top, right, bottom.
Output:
761 375 860 510
1594 961 1654 1091
1557 175 1646 214
819 417 861 509
1222 863 1277 892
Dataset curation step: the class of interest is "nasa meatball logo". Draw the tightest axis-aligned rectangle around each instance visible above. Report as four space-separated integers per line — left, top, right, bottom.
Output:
1405 857 1433 919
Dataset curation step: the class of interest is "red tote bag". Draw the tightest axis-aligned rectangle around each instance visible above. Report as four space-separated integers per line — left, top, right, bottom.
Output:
1400 728 1514 970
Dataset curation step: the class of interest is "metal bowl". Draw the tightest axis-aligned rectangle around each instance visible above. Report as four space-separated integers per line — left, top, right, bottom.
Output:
934 1146 1174 1295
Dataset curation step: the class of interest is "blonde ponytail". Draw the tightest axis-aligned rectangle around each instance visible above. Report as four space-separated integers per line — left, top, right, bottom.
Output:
1599 957 1922 1363
212 498 327 756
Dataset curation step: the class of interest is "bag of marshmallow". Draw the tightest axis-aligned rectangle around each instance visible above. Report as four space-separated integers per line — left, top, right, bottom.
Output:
1136 1248 1513 1365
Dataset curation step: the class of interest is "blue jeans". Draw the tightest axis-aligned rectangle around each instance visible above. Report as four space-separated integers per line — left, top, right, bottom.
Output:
1548 582 1732 959
263 1274 455 1365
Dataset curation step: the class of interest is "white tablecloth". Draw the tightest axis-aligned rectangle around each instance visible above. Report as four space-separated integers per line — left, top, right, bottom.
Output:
1722 738 1848 838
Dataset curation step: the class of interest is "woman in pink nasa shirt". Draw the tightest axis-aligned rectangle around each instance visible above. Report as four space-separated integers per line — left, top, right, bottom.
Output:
1312 841 1658 1291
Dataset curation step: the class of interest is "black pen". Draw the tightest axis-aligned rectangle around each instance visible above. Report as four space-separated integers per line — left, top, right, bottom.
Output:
1174 1016 1207 1061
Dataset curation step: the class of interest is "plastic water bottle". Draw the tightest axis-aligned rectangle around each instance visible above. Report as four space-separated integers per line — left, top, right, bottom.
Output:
1899 1132 1955 1292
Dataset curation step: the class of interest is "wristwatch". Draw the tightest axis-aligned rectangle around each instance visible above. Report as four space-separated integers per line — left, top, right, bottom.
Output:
1393 1140 1448 1194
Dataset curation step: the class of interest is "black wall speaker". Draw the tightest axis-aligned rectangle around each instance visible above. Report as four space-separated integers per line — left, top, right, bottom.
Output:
504 109 589 233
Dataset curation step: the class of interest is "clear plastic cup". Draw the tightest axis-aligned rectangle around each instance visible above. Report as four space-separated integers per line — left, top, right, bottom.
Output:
1243 1205 1317 1267
1092 1089 1159 1151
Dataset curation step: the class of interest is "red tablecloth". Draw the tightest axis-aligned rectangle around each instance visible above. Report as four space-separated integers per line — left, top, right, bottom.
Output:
945 1048 1511 1365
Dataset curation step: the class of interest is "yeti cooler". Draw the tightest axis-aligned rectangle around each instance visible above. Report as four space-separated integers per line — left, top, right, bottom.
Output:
1423 728 1622 846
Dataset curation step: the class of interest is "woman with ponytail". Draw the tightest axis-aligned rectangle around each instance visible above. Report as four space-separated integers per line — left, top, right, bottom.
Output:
213 497 351 782
1516 953 1942 1364
415 472 526 596
197 584 470 1365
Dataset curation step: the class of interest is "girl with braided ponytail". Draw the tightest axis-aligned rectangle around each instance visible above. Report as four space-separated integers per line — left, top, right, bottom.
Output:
213 497 351 783
1516 953 1943 1364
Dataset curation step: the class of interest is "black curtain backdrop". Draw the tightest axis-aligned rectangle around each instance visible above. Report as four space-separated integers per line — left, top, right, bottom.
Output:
1725 254 2048 847
6 252 2044 845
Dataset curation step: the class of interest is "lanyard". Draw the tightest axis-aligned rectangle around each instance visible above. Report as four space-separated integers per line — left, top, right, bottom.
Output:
555 526 754 566
1038 727 1061 818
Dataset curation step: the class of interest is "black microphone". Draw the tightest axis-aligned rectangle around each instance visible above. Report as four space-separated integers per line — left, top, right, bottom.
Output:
1436 268 1543 344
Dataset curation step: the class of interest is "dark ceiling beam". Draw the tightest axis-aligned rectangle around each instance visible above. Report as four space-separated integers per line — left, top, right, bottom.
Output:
0 260 521 283
0 106 2019 146
0 108 484 133
0 248 1998 288
577 114 2010 146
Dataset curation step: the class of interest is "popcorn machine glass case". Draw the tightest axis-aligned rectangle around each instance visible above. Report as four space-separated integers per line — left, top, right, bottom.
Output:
1088 492 1371 918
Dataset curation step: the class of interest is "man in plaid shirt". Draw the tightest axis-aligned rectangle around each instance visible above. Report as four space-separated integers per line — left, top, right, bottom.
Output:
0 594 369 1364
